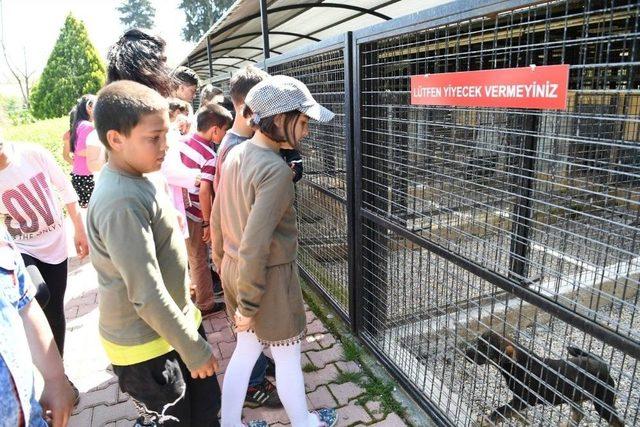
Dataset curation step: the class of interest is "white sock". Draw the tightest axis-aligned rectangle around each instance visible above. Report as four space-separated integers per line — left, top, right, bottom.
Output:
221 331 263 427
271 342 321 427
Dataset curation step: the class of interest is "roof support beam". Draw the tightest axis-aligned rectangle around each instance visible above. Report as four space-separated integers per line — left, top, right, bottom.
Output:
215 31 321 46
210 3 392 39
259 0 270 60
206 36 213 78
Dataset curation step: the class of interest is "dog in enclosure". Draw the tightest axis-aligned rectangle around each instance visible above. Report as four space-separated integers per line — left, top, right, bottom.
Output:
464 331 625 426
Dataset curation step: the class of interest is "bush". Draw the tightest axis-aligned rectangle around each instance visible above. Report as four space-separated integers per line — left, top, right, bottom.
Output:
30 14 105 119
7 109 36 126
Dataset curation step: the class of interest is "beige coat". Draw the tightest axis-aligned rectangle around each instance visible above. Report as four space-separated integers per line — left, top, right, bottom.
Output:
211 141 305 344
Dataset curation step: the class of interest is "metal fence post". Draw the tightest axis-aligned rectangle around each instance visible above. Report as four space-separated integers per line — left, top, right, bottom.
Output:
508 113 539 284
344 32 359 333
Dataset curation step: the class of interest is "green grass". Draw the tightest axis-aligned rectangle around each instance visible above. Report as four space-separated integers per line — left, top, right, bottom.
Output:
341 336 362 362
302 363 320 373
335 370 364 384
357 376 405 415
3 116 69 172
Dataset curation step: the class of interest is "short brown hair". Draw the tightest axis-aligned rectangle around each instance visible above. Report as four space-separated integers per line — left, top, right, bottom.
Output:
199 84 224 105
196 103 232 132
242 104 302 145
168 98 190 115
229 65 269 105
94 80 168 150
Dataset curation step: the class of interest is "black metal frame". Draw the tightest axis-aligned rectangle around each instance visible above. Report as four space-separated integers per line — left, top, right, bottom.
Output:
202 0 640 424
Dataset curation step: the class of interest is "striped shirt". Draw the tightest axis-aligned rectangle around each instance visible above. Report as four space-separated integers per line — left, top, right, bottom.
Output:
179 133 216 221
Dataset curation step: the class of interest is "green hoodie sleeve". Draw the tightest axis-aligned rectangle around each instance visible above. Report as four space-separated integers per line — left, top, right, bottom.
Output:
101 206 212 371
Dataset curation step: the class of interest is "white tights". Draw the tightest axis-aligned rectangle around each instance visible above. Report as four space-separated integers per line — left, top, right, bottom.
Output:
221 331 321 427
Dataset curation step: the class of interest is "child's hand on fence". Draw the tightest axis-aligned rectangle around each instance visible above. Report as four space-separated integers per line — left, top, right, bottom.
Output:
190 351 219 379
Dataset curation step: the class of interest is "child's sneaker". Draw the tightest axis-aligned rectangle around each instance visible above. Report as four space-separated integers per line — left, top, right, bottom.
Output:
313 408 338 427
244 421 268 427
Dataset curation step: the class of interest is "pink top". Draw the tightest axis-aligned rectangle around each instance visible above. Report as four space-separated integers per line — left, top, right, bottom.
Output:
72 120 93 176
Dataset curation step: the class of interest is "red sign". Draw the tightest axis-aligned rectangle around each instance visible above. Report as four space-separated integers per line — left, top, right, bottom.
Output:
410 65 569 110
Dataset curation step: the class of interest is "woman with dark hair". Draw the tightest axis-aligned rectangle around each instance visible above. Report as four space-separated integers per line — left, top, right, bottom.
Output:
106 28 174 97
66 94 96 208
211 75 337 427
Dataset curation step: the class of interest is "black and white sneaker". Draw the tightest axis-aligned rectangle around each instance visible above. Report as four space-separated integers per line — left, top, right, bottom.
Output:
245 377 282 408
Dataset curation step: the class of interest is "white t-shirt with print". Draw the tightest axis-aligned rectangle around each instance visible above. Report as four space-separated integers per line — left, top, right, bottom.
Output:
0 142 78 264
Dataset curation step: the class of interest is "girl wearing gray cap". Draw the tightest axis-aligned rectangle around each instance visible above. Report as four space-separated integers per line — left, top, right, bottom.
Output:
211 75 337 427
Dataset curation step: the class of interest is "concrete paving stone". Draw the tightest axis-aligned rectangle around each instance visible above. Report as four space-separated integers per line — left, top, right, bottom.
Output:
218 357 231 374
336 401 373 425
304 363 339 392
305 310 317 324
301 336 323 352
116 387 130 403
218 340 237 359
68 408 92 427
242 405 290 425
328 382 365 406
369 412 408 426
315 333 337 349
306 319 328 335
75 381 119 412
335 361 362 374
306 344 344 369
207 325 236 344
115 419 138 427
300 352 312 368
65 306 79 320
76 303 97 317
91 401 138 425
365 400 385 421
307 385 338 410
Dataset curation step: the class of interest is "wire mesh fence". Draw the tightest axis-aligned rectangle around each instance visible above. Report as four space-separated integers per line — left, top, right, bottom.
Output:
356 0 640 424
266 45 351 316
198 0 640 423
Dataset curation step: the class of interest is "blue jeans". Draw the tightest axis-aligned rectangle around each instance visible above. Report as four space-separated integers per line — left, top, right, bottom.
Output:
249 353 269 387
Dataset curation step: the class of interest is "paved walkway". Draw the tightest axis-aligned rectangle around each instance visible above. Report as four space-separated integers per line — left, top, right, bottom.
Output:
62 256 408 426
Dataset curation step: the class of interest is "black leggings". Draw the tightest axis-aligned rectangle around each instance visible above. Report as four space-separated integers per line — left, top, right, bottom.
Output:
21 254 68 357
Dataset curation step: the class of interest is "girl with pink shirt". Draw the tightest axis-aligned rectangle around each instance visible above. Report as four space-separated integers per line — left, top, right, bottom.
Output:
66 95 96 207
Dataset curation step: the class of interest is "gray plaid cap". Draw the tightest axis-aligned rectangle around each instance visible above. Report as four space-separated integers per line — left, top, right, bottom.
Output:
245 75 335 123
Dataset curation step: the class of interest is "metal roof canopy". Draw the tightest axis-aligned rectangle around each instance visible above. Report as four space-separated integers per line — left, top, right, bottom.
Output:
181 0 443 82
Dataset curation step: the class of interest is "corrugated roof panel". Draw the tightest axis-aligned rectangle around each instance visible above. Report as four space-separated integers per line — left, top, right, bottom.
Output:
183 0 450 80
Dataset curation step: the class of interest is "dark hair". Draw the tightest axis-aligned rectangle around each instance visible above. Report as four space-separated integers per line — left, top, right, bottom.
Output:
106 29 173 97
94 80 168 150
199 84 224 105
217 95 235 119
173 66 199 87
242 105 302 146
168 98 190 115
70 94 96 152
196 103 233 133
68 106 77 135
230 65 269 105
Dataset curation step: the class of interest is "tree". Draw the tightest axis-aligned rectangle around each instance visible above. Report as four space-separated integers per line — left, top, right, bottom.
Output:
179 0 234 43
0 0 34 108
29 14 105 119
117 0 156 29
